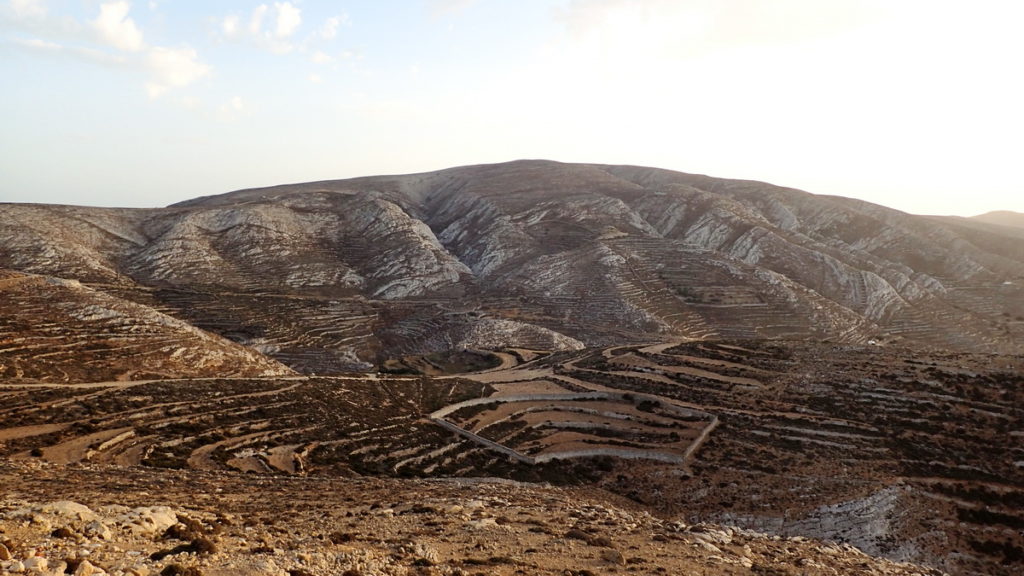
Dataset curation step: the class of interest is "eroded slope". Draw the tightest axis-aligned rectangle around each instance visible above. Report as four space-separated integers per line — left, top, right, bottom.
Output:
3 160 1024 374
0 269 293 382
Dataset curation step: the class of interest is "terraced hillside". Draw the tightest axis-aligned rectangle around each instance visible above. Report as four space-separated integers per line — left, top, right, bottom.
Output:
3 160 1024 376
3 161 1023 575
0 269 292 382
2 341 1020 575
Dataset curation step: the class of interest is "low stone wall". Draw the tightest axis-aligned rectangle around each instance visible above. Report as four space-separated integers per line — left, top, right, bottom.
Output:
430 390 714 465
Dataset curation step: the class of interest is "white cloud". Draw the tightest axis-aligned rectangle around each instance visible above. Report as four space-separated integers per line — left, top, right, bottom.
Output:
557 0 881 60
10 0 47 19
318 14 349 39
145 46 210 98
309 73 322 84
310 50 332 64
249 4 267 35
14 36 61 50
179 95 201 110
222 14 240 38
273 2 301 38
92 1 145 52
430 0 475 17
219 3 302 53
217 95 253 122
5 0 210 100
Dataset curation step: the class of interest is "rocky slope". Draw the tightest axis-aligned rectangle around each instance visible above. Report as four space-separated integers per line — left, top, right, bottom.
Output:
1 341 1019 575
0 269 293 382
2 161 1024 375
0 460 943 576
2 161 1022 575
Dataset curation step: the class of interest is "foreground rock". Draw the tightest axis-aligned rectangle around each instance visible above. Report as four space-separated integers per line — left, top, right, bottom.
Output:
0 460 942 576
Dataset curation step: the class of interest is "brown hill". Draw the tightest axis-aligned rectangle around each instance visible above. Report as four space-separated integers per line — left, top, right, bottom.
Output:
3 161 1022 575
0 268 293 382
2 160 1024 376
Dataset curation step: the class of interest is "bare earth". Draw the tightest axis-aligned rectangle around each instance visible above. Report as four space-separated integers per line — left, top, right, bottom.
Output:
1 460 940 576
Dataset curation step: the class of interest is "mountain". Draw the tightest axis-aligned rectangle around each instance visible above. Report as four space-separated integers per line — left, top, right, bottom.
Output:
2 160 1023 377
971 210 1024 229
2 160 1022 575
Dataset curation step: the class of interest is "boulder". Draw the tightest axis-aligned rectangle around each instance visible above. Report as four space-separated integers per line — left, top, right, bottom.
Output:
41 501 97 522
84 520 113 541
22 556 47 572
74 559 99 576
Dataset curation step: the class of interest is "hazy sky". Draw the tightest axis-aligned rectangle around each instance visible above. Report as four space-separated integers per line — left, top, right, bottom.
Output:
2 1 1022 216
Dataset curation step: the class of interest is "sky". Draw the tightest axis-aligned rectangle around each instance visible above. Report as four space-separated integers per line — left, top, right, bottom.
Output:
1 1 1022 216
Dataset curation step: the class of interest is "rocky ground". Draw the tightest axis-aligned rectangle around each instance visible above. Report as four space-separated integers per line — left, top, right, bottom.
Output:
0 460 942 576
1 340 1021 575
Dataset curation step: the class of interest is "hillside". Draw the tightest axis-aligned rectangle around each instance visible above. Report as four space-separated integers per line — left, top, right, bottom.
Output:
2 160 1022 575
2 160 1023 378
2 341 1019 575
0 269 293 382
971 210 1024 229
1 460 940 576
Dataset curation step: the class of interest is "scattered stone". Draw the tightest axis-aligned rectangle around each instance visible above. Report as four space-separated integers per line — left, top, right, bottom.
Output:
599 548 626 565
0 542 11 560
328 532 356 544
42 501 96 522
22 555 47 572
564 528 590 541
73 559 99 576
160 565 202 576
465 518 498 530
84 521 113 541
150 537 217 561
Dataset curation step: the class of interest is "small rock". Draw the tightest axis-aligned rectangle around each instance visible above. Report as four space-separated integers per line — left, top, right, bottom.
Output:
0 542 11 561
466 518 498 530
599 548 626 565
23 556 47 572
564 529 590 541
74 559 99 576
8 560 25 572
85 521 113 541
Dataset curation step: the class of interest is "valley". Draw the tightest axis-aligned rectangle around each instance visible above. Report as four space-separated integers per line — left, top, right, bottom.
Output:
2 161 1023 575
1 341 1020 575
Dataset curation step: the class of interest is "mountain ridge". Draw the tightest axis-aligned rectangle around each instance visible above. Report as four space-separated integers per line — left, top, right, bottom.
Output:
2 160 1023 377
970 209 1024 228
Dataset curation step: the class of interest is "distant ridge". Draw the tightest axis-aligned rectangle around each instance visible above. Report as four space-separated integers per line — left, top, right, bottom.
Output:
971 210 1024 229
2 160 1024 375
